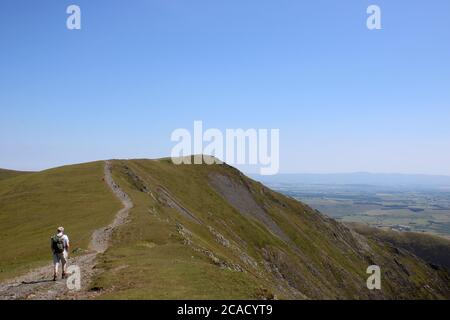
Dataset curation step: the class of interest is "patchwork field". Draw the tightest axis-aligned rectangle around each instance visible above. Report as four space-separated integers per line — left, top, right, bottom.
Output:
260 183 450 239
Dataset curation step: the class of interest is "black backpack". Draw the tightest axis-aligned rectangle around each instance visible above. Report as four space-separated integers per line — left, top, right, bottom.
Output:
51 234 65 254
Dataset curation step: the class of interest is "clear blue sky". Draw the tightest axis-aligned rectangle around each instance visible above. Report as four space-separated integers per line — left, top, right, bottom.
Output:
1 0 449 174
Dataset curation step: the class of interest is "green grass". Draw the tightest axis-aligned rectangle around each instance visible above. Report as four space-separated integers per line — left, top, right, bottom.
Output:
1 158 449 299
90 159 450 299
95 243 264 300
0 169 34 182
348 222 450 270
0 161 121 281
91 159 276 299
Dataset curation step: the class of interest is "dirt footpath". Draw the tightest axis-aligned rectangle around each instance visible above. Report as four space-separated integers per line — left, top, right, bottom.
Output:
0 161 133 300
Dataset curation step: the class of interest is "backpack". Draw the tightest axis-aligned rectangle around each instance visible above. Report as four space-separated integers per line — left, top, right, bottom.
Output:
51 234 65 254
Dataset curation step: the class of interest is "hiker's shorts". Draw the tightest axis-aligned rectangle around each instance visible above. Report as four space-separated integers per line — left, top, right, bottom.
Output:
53 252 68 266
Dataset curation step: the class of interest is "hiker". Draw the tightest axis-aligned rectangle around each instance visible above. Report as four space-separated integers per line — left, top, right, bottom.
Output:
50 226 70 281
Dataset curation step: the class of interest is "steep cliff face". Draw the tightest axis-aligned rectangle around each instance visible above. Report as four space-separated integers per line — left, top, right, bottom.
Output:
91 158 450 299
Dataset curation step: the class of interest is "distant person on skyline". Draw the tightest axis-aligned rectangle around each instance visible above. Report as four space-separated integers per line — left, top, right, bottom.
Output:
50 226 70 281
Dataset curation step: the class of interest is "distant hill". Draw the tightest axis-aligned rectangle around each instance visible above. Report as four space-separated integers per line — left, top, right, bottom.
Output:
348 223 450 271
1 158 449 299
0 169 34 182
251 172 450 188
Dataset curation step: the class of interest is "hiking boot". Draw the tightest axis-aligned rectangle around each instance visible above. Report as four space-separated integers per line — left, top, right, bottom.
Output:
62 272 66 279
53 275 57 281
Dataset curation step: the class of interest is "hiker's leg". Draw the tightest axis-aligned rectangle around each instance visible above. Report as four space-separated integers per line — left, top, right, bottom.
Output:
61 259 66 274
54 262 59 278
52 254 59 279
61 252 68 278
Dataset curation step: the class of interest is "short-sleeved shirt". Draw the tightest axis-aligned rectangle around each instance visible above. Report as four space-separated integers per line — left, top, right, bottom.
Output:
52 233 70 254
60 234 70 253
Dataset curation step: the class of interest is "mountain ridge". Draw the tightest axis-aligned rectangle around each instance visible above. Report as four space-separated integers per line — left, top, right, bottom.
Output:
1 158 449 299
0 168 34 182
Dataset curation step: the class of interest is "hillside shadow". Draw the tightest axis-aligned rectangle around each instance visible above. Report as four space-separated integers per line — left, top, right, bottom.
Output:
21 279 55 285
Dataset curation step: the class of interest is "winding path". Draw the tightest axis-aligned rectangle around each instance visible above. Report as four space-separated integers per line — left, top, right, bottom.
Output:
0 161 133 300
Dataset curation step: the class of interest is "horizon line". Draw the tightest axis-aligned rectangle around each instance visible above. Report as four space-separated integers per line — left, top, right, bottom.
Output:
2 157 450 178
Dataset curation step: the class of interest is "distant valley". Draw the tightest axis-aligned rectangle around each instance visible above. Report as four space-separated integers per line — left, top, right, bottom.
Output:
252 173 450 239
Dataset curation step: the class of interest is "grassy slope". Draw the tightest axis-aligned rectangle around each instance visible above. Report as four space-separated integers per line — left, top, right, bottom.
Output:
91 159 450 300
0 162 121 281
0 169 34 182
92 159 270 299
348 223 450 270
1 158 449 299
